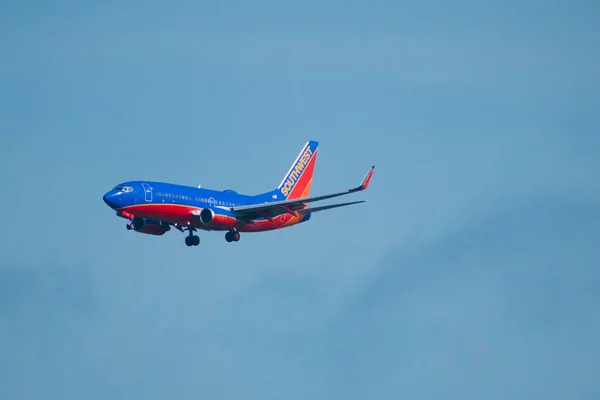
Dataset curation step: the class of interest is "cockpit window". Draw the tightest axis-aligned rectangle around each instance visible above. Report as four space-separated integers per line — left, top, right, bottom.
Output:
113 186 133 192
113 186 124 191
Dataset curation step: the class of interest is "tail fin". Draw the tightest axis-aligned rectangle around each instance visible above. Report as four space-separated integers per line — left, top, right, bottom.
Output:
277 140 319 200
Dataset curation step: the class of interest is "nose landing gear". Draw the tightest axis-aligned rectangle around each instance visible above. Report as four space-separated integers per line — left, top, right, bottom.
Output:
126 217 144 231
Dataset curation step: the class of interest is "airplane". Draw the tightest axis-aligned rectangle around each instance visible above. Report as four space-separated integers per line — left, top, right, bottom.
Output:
102 140 374 246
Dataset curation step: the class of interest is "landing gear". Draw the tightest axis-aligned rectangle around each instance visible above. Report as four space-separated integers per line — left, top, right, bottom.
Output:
126 217 144 231
225 230 240 243
185 228 200 247
185 234 200 246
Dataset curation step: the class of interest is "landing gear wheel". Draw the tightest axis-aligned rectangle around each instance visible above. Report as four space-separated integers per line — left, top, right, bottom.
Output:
225 231 240 242
185 235 200 247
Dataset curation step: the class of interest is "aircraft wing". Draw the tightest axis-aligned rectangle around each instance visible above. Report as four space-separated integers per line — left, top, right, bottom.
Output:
231 166 374 221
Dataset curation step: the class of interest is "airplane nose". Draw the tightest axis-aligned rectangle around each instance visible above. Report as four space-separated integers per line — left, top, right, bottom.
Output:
103 191 120 209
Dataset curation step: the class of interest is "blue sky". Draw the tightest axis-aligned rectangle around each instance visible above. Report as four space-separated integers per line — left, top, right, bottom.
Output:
1 1 599 398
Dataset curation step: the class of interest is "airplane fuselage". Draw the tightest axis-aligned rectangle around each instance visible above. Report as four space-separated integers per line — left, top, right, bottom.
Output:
103 181 311 234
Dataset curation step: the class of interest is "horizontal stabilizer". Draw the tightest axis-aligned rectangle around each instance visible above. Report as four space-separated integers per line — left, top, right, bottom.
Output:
299 200 366 214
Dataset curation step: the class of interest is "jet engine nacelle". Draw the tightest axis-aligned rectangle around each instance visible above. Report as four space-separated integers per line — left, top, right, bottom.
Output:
200 208 215 225
128 217 170 236
194 208 237 230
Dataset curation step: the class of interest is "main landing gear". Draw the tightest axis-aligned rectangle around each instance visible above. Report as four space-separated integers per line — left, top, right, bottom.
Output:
185 228 200 247
225 230 240 243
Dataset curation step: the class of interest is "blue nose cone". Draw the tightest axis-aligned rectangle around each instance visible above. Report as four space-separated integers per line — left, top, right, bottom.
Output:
103 191 121 209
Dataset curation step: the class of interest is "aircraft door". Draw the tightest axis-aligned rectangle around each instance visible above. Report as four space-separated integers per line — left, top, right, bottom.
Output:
141 183 153 202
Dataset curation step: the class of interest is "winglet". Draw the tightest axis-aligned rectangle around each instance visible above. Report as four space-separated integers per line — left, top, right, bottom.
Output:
349 166 375 192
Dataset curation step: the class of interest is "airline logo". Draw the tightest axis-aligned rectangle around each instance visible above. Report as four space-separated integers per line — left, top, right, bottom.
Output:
281 146 314 196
